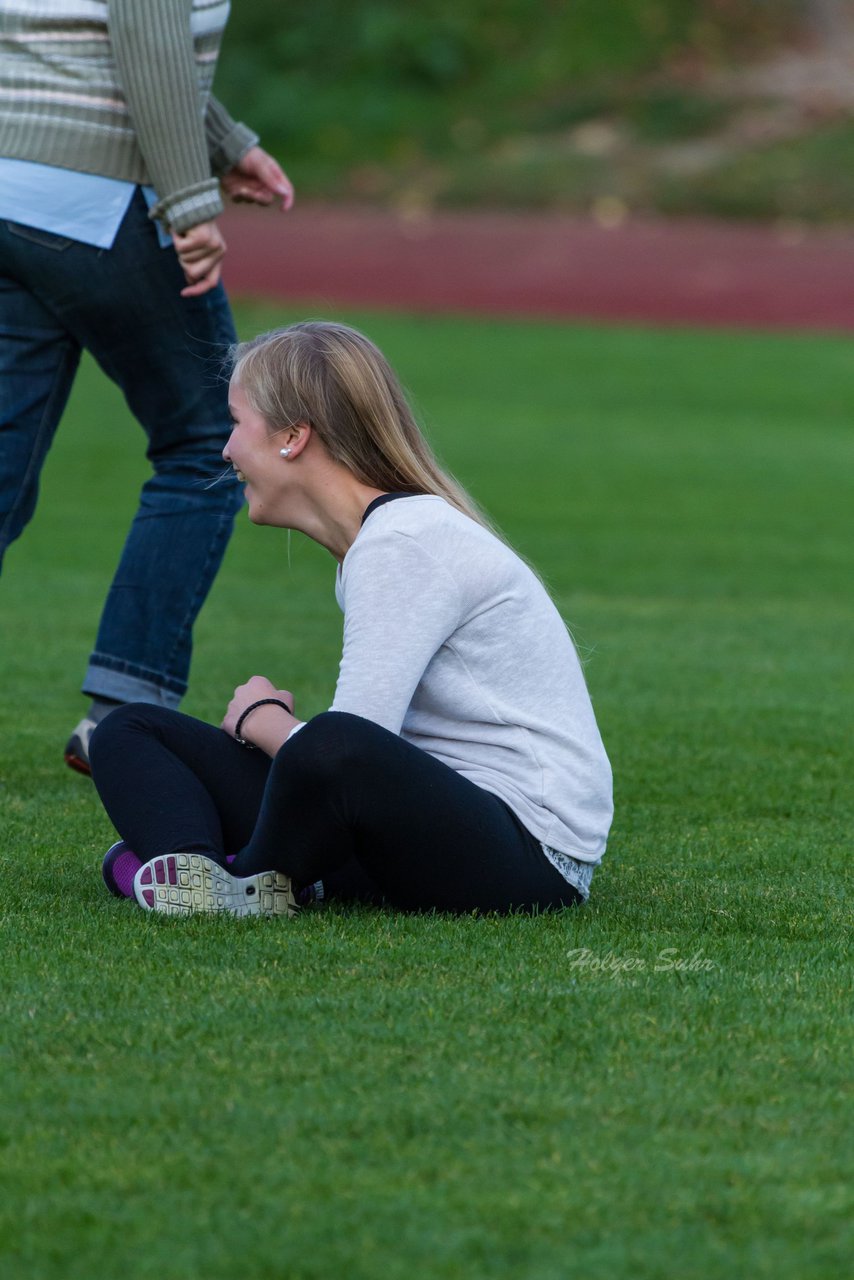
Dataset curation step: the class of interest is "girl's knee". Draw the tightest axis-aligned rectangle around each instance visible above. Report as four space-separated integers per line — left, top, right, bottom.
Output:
89 702 177 765
280 711 380 776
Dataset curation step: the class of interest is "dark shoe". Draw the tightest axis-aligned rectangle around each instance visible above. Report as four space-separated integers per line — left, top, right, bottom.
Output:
65 717 97 775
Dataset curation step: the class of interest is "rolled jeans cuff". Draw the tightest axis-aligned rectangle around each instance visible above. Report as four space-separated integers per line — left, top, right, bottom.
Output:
82 660 183 709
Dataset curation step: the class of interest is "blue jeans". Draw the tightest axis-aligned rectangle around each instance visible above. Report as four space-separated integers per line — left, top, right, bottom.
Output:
0 191 243 706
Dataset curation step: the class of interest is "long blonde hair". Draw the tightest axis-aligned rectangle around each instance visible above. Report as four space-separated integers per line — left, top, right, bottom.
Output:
230 321 490 529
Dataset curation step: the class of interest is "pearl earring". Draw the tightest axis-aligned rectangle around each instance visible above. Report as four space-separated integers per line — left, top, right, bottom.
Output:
280 447 292 458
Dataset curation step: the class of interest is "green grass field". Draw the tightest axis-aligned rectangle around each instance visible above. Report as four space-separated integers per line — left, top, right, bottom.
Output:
0 305 850 1279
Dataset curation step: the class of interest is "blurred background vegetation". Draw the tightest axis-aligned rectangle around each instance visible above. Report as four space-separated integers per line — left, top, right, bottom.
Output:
217 0 854 223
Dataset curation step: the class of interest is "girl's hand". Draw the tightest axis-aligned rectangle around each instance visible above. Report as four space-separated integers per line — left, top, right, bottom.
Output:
222 676 299 756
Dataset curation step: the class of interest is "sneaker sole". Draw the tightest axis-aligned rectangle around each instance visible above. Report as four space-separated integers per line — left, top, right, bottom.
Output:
133 853 299 918
64 749 92 776
103 842 236 900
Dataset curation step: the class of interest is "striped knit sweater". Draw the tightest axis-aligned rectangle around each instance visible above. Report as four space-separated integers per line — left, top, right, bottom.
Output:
0 0 258 232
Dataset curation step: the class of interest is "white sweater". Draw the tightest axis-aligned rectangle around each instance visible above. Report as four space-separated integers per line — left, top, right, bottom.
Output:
331 496 613 864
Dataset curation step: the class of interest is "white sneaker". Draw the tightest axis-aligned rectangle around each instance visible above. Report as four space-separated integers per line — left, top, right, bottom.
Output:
133 852 299 918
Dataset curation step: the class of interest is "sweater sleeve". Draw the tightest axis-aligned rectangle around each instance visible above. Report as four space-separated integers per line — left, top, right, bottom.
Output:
331 530 464 735
205 95 259 176
107 0 222 232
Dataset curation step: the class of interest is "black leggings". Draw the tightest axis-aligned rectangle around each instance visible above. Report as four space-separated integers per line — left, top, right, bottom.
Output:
89 706 580 913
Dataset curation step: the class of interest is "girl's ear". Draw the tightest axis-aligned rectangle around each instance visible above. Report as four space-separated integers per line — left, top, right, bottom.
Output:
278 421 312 458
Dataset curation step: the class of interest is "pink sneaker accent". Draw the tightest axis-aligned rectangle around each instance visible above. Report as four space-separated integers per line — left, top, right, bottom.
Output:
103 843 237 903
101 841 143 899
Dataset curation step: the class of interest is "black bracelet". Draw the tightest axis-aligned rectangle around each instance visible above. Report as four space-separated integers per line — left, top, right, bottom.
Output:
234 697 293 747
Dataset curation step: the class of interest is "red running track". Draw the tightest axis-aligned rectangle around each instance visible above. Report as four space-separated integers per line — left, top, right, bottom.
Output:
220 203 854 332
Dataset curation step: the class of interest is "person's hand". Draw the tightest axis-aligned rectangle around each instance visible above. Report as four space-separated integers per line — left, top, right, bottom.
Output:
222 675 299 756
221 146 294 212
172 219 227 297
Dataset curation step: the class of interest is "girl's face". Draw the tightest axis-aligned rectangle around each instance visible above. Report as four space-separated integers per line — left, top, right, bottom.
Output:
223 380 288 525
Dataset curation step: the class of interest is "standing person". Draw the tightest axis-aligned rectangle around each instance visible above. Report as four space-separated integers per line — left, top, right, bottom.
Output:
0 0 294 773
90 321 613 917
